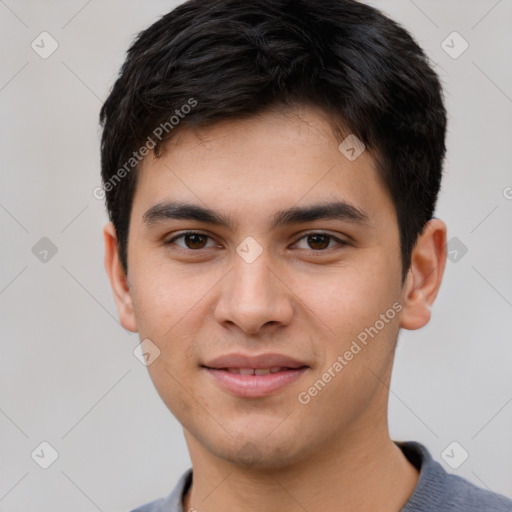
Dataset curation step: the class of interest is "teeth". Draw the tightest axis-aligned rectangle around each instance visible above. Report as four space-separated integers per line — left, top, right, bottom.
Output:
224 367 285 375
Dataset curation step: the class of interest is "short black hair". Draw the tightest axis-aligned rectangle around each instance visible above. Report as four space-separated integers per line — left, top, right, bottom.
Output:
99 0 447 283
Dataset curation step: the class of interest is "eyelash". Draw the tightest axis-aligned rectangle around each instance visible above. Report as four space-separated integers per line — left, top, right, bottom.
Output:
166 230 348 252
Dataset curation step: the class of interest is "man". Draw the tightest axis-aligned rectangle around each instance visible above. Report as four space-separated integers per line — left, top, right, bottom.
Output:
99 0 512 510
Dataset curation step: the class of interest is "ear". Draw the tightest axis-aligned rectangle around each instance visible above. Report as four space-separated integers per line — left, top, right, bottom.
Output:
103 222 138 332
399 218 447 330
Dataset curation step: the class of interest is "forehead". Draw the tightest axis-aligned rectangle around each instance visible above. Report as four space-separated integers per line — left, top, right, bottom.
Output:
131 105 395 230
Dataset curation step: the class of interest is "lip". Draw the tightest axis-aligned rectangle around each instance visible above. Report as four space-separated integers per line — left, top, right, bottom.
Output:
202 353 309 398
204 367 308 398
203 352 308 370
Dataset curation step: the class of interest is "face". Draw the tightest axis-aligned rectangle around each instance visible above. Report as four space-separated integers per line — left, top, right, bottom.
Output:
105 104 444 470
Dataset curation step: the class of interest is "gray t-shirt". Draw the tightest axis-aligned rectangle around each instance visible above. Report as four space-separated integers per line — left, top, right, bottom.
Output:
130 440 512 511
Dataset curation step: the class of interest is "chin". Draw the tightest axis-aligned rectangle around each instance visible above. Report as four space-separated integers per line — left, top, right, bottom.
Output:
204 426 310 471
220 442 303 471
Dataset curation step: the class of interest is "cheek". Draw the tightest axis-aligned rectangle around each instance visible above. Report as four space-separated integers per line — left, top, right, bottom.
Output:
297 260 400 340
143 325 205 423
146 359 197 429
129 269 207 402
129 261 212 338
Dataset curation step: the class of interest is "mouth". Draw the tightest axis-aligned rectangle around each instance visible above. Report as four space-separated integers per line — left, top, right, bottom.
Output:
201 353 310 398
206 366 304 375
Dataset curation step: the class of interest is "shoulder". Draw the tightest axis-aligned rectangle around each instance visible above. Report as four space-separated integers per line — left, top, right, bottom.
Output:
441 471 512 511
129 498 165 512
128 469 193 512
397 440 512 512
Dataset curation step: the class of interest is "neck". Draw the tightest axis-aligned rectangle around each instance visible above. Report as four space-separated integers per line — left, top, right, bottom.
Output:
182 421 419 512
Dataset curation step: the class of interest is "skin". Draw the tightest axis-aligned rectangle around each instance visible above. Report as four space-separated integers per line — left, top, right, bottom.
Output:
104 104 447 512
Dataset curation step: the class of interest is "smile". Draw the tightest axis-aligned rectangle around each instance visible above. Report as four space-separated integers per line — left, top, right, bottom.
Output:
220 367 291 375
203 366 309 398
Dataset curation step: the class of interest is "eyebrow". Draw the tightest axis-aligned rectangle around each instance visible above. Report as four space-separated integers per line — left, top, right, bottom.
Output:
142 200 371 231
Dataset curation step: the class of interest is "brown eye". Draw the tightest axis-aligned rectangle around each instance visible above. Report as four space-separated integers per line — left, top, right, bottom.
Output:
184 233 208 249
294 232 347 251
168 232 216 250
307 234 331 250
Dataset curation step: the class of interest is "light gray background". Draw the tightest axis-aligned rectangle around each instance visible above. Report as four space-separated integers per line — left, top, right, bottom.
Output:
1 1 511 511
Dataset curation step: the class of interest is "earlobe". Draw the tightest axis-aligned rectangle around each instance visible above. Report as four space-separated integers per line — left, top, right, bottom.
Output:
399 219 447 331
103 222 138 333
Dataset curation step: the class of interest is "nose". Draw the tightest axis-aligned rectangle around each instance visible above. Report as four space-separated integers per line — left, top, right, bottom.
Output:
214 250 294 336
